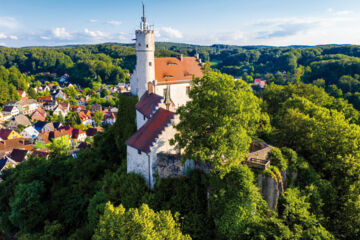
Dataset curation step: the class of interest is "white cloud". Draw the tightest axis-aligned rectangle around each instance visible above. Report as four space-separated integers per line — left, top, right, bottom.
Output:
89 19 98 23
106 20 121 25
333 10 352 16
40 36 51 40
52 27 72 39
0 33 18 40
84 28 107 38
0 17 18 29
157 27 183 40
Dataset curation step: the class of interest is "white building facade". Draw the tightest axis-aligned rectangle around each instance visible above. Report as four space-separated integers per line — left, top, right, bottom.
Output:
126 6 203 188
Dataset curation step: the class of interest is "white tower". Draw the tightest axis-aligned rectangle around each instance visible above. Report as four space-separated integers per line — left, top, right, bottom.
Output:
133 3 155 98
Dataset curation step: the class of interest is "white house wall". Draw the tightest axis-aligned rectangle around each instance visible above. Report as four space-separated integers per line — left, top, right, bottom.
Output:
136 110 148 130
155 83 191 109
127 145 151 186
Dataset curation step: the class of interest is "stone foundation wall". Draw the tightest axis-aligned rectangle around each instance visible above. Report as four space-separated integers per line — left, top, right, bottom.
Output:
157 153 212 178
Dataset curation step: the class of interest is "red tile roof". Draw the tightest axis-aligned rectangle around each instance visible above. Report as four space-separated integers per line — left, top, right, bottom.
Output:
125 108 175 153
37 96 53 102
155 57 203 85
135 92 163 118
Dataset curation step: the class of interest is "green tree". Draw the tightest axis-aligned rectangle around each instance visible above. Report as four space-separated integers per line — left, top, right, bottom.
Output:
278 188 334 239
93 111 104 126
173 71 262 173
28 87 37 99
9 180 47 233
93 203 191 240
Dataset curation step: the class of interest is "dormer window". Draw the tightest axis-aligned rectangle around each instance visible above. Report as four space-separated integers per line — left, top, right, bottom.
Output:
164 75 174 78
167 62 177 66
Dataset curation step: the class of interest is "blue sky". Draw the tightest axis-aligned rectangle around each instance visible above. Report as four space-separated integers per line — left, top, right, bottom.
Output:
1 0 360 47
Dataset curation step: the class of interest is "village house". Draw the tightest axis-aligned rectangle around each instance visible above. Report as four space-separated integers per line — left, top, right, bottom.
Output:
31 108 47 122
17 99 39 115
126 11 203 187
18 90 27 99
34 121 55 133
35 132 51 147
0 129 22 141
5 149 29 165
0 138 33 154
252 78 267 90
53 103 69 117
86 127 103 139
20 126 39 143
103 112 116 125
37 96 53 105
52 89 67 100
8 114 31 130
2 105 20 119
0 156 16 172
79 111 93 125
43 100 58 111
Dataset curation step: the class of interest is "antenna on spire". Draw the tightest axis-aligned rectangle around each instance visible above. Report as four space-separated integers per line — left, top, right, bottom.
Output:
141 2 147 30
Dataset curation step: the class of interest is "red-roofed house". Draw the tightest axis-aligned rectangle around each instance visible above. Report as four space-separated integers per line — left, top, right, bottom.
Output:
18 90 27 98
31 108 47 122
104 112 116 125
126 108 176 187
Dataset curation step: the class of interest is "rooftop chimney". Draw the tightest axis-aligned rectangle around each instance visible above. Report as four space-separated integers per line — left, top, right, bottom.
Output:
147 81 153 94
177 54 183 61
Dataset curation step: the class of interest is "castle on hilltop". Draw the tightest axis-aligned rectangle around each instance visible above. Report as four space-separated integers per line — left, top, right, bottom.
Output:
125 5 203 188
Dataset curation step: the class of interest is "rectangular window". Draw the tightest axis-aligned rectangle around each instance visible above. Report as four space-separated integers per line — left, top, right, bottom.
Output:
149 62 152 66
186 86 191 95
138 149 141 155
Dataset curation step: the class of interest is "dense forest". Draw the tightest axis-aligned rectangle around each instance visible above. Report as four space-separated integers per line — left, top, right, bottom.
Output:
1 43 360 239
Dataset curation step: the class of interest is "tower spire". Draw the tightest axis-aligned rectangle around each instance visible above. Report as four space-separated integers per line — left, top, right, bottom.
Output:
141 2 147 30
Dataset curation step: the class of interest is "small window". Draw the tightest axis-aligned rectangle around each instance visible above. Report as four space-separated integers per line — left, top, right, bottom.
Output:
138 149 141 155
149 62 152 66
146 44 149 48
186 86 191 95
138 43 141 46
143 115 146 120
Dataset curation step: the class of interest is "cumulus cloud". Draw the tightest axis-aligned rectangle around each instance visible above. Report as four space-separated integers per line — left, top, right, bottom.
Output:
40 36 51 40
88 19 98 23
0 17 18 29
83 28 107 38
0 33 18 40
156 27 183 40
52 27 72 39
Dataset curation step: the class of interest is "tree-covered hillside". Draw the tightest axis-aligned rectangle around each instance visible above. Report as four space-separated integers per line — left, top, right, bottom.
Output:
1 43 360 239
